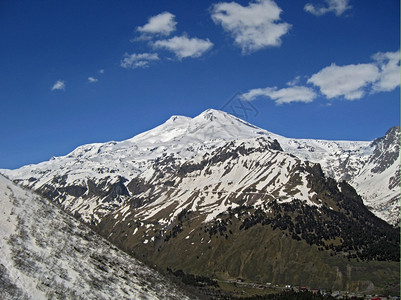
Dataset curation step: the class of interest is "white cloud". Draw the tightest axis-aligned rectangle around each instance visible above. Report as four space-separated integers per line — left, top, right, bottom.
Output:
243 50 399 104
242 86 317 104
307 63 379 100
304 0 352 16
211 0 291 53
372 50 400 92
120 53 160 69
137 12 177 36
88 77 98 83
51 80 65 91
308 50 399 100
153 35 213 59
99 69 104 74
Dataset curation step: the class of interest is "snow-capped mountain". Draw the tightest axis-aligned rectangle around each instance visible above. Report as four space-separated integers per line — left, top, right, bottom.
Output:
1 109 399 293
2 109 399 225
0 175 190 299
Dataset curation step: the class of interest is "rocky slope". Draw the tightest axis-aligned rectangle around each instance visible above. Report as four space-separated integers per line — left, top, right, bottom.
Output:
350 127 400 225
0 175 190 299
95 146 399 293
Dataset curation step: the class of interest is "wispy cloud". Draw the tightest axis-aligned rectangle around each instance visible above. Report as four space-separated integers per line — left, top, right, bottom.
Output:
242 86 317 104
211 0 291 53
51 80 65 91
153 35 213 59
120 53 160 69
287 76 302 86
304 0 352 16
99 69 104 74
137 12 177 37
88 77 98 83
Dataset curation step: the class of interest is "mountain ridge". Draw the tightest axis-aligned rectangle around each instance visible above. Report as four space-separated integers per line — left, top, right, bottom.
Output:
2 109 399 225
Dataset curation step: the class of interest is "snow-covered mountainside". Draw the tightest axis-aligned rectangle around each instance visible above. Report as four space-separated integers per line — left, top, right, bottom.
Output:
350 127 400 225
277 126 400 225
0 175 190 299
2 109 399 225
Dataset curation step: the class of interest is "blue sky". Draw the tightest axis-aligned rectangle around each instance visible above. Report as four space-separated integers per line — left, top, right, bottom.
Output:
0 0 399 169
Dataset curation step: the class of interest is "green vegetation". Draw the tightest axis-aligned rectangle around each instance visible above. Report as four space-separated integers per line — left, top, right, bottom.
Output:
167 268 219 288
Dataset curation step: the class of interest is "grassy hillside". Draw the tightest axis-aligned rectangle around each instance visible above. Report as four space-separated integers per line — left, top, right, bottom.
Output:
98 207 399 296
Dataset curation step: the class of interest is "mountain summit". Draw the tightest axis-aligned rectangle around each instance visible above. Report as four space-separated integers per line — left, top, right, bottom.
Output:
129 108 263 146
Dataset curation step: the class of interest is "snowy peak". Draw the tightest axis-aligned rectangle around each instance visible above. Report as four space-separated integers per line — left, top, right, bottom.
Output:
195 108 238 123
165 115 192 124
196 108 224 121
194 109 260 131
129 109 266 147
187 109 265 142
371 126 400 152
369 126 400 173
